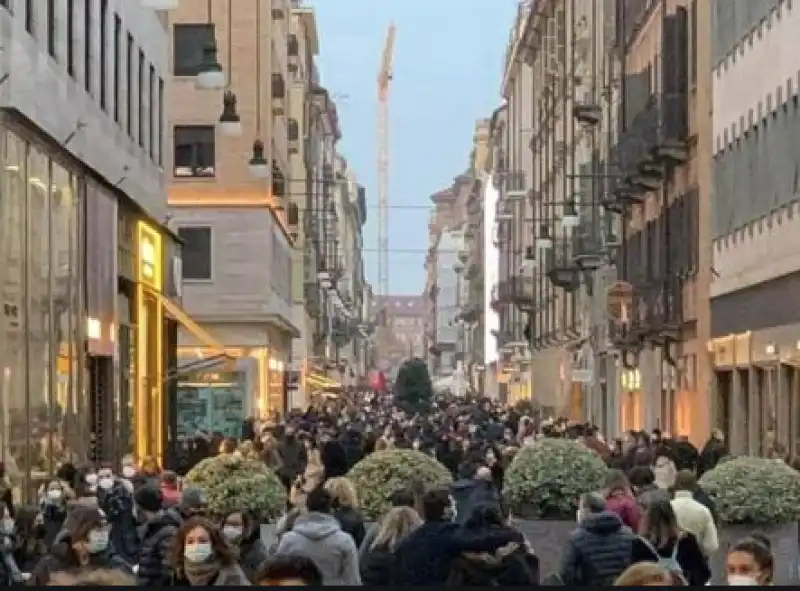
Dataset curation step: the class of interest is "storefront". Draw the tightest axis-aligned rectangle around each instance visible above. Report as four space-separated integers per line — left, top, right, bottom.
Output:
0 125 85 502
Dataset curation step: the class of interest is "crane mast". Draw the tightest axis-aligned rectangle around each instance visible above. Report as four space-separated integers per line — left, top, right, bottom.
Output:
377 23 395 298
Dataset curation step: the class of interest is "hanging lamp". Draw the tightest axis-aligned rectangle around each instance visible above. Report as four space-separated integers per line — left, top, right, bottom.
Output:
196 0 225 90
249 140 269 178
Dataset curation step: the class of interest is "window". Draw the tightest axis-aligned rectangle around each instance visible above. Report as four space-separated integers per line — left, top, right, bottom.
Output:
99 0 108 110
172 24 215 76
67 0 75 76
178 227 212 281
46 0 55 56
113 14 121 123
173 125 215 178
138 49 145 148
157 78 164 166
84 0 92 94
149 64 156 159
126 32 133 136
25 0 34 34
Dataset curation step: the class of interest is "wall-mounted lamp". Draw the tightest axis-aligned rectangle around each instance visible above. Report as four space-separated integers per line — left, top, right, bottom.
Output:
86 317 102 340
535 224 552 250
219 90 242 137
765 343 777 356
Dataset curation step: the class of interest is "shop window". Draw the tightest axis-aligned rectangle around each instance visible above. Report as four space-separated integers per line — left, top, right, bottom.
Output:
173 24 215 77
173 125 215 178
178 226 212 280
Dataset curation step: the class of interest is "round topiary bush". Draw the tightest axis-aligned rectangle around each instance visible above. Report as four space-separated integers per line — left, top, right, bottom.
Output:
503 438 608 520
347 449 452 520
699 456 800 525
184 454 287 522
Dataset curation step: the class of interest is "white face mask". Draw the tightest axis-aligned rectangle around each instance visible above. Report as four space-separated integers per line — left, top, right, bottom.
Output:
87 529 110 554
47 489 63 502
727 575 759 586
99 477 114 490
86 473 98 485
122 466 136 479
222 525 243 542
1 518 14 533
184 542 213 564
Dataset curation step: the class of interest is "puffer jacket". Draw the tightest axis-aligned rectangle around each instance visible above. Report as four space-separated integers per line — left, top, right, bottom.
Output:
558 511 637 586
333 506 366 548
447 525 539 586
237 528 268 583
137 508 182 585
360 547 394 586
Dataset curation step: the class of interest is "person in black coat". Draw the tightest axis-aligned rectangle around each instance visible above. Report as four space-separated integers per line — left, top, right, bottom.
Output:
360 506 422 586
277 426 308 491
446 504 538 586
697 429 727 477
321 433 349 479
220 509 268 583
134 485 181 586
558 492 637 586
325 477 367 548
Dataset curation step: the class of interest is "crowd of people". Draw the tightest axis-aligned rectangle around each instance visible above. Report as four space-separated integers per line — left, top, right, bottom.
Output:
0 391 780 586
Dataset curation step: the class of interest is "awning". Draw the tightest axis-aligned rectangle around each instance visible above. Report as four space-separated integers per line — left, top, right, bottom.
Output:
305 372 342 391
146 288 227 354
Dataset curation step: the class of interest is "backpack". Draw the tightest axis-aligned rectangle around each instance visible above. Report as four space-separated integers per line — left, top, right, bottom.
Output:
639 534 688 584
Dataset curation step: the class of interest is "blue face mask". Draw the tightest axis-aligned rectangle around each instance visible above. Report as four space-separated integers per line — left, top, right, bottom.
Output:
184 543 213 564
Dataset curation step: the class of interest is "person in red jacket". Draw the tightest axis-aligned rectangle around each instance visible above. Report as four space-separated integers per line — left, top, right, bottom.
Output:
159 471 181 507
603 469 641 532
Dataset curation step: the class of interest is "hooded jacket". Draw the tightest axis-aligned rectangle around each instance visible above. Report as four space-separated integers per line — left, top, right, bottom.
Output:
447 524 539 586
274 512 361 585
137 507 182 585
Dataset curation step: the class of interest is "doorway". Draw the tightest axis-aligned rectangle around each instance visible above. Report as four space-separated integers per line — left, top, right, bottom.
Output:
88 356 113 463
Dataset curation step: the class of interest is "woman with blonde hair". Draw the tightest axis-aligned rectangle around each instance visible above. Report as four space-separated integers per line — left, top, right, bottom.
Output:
614 562 677 586
324 477 366 547
360 507 422 585
289 436 324 509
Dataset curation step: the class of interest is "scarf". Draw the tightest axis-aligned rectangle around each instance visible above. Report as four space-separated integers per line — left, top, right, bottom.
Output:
183 560 221 586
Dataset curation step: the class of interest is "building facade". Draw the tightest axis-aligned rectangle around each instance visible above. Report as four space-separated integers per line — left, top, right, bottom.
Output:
709 0 800 455
374 295 426 380
166 0 298 432
0 0 175 499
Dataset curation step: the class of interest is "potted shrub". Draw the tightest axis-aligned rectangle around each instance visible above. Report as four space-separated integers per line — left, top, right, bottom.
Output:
699 456 800 583
393 357 434 414
502 438 608 578
184 454 286 522
346 448 452 521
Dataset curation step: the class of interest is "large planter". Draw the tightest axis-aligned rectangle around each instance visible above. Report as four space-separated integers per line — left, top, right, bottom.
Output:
710 522 799 584
514 519 576 580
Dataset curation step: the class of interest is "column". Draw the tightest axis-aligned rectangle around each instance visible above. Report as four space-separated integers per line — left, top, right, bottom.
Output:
776 363 790 453
729 368 746 455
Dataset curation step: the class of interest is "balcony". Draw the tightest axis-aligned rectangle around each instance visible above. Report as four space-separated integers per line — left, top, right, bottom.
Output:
303 281 321 317
271 74 286 116
287 118 300 154
490 276 535 312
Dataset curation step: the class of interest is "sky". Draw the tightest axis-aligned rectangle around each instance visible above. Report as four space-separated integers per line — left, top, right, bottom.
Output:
313 0 519 296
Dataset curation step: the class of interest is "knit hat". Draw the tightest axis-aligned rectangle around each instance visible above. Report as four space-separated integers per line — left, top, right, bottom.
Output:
181 486 207 511
134 484 163 513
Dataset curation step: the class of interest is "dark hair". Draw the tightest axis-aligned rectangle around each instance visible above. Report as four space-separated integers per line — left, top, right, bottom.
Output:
255 554 323 585
673 469 697 492
729 535 774 581
421 488 450 522
221 509 255 534
641 499 679 549
389 488 416 508
63 506 106 545
222 438 237 454
463 504 504 529
604 469 631 495
627 466 655 488
306 486 334 513
169 516 236 572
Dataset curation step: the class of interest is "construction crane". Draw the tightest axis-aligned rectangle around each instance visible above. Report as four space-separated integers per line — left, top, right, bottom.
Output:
376 23 396 298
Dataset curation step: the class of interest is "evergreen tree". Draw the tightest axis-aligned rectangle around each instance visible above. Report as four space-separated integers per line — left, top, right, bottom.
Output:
393 357 433 414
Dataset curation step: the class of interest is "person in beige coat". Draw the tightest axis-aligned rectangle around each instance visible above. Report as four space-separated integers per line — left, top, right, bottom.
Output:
289 437 324 509
670 470 719 557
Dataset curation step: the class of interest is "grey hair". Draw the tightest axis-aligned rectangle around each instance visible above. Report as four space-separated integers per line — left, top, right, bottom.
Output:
580 491 606 514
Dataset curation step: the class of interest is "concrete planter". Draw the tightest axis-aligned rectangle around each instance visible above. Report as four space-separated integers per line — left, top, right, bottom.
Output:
513 519 576 580
710 522 799 584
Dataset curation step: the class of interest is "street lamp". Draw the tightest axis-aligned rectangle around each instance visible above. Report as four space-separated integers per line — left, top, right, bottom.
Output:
196 42 225 90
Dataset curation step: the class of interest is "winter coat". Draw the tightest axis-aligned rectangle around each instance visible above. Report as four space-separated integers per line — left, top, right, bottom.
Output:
40 502 67 549
333 506 366 548
391 521 460 585
275 512 361 585
450 479 501 525
697 438 727 477
0 532 24 585
237 529 268 583
360 547 394 586
171 563 251 586
636 484 671 512
289 450 324 509
671 491 719 556
558 511 637 586
30 535 132 586
446 524 539 586
277 438 307 483
137 508 182 585
97 479 139 563
322 441 349 479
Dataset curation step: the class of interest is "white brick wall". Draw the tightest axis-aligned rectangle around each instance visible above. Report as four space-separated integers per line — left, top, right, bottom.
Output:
0 0 168 217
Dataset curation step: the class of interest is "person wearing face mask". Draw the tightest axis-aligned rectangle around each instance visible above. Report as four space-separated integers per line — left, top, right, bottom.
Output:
30 506 132 585
277 426 308 492
219 510 266 583
725 535 774 586
0 502 27 584
95 467 139 564
134 484 182 585
168 516 250 585
40 480 69 548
